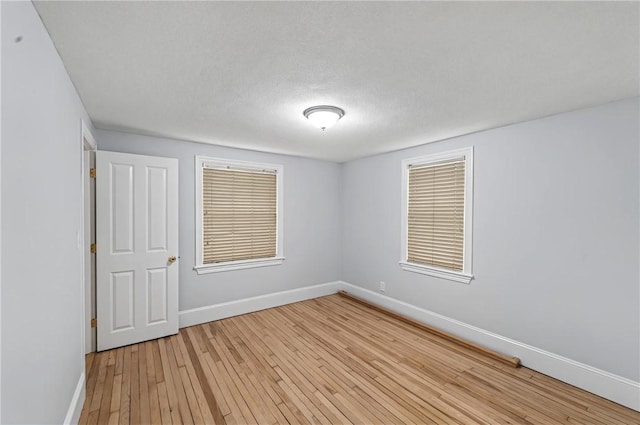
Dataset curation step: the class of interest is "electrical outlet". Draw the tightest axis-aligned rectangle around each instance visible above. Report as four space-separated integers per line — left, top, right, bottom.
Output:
379 281 386 292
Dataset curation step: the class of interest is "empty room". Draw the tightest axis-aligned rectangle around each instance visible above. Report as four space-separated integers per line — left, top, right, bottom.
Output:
2 1 639 424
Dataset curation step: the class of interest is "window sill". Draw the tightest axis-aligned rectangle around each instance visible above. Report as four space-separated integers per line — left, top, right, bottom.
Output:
399 261 473 284
194 257 284 274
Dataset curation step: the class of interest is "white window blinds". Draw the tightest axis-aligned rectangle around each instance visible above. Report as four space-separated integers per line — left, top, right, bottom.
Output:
407 158 465 271
202 167 277 264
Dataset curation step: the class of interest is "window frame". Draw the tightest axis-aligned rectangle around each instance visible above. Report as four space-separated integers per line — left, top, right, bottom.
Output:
399 147 474 284
194 156 284 274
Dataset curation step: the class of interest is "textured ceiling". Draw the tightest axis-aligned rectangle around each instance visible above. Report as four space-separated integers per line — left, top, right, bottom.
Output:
33 1 639 162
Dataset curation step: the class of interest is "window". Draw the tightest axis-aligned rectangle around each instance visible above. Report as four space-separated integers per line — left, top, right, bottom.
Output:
400 147 473 283
195 156 284 274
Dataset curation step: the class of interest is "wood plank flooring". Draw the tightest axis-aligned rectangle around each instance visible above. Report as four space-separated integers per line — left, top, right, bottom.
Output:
79 294 640 424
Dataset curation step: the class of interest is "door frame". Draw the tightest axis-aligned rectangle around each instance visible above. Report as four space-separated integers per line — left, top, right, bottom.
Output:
81 121 97 354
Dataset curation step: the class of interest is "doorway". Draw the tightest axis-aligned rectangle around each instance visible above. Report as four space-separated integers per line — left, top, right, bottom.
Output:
82 125 97 353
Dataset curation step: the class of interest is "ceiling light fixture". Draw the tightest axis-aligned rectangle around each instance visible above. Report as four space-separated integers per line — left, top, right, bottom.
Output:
303 105 345 131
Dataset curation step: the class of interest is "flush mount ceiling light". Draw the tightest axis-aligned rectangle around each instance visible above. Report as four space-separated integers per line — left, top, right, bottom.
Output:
303 105 345 131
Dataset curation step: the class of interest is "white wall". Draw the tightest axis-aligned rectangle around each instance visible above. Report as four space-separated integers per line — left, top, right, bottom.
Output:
341 97 640 382
96 130 342 312
1 2 93 423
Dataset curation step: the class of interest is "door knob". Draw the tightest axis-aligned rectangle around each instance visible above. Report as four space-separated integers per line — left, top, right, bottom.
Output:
168 256 177 264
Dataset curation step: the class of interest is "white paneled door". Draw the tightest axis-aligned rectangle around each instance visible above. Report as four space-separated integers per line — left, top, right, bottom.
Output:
96 151 179 351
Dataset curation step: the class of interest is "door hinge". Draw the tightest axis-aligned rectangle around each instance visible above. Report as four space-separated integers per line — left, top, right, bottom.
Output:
90 243 97 254
90 168 96 179
91 318 97 328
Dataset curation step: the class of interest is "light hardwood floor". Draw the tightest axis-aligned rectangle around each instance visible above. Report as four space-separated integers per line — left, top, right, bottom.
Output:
80 294 640 424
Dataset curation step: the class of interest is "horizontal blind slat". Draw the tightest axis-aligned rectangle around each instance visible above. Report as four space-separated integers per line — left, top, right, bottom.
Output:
407 158 465 271
202 167 278 264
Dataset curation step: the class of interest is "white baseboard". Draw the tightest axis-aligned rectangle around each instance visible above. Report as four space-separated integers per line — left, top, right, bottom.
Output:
179 281 342 328
340 282 640 411
63 373 86 425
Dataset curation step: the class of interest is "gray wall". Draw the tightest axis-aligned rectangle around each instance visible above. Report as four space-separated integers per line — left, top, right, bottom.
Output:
96 130 342 311
1 2 94 423
341 97 640 381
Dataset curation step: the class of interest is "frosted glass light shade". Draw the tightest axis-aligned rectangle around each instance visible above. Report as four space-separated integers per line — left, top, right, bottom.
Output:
303 105 345 130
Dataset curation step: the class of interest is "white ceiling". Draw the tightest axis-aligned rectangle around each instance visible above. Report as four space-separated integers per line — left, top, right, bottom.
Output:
34 1 639 162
